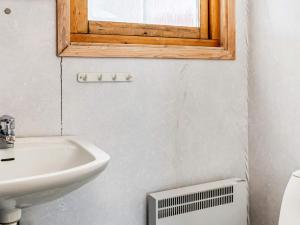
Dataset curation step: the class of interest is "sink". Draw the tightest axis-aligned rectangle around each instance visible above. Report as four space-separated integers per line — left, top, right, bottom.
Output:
0 136 110 224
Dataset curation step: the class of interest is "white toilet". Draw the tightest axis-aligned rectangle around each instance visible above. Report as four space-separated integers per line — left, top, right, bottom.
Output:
278 171 300 225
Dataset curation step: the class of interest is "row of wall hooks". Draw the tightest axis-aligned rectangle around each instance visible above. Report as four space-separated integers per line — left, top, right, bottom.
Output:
77 72 134 83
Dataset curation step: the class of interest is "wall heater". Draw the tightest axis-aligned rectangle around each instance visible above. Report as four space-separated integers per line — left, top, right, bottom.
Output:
148 178 247 225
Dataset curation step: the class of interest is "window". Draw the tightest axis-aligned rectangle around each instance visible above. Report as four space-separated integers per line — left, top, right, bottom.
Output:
57 0 235 59
88 0 199 27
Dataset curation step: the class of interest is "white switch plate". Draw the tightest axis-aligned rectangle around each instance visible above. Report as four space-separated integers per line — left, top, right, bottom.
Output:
77 72 134 83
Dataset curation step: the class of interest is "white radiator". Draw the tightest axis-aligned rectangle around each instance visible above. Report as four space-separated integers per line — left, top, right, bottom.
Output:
147 178 247 225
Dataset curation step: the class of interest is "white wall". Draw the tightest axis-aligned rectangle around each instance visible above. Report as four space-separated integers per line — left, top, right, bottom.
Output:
0 0 248 225
249 1 300 225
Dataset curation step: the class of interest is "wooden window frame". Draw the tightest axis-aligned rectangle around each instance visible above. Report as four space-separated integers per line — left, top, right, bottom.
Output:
57 0 235 59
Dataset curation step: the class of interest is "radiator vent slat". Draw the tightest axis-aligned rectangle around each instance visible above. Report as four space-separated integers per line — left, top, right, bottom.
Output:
158 195 234 219
156 186 234 219
158 186 233 209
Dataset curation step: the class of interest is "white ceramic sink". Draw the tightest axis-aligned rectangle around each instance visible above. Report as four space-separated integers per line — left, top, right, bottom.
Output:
0 136 110 224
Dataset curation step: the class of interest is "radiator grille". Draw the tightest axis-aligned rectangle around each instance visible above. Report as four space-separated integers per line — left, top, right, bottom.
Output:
157 186 234 219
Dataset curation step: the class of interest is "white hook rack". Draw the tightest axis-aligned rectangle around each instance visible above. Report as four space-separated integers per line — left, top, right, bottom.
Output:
77 72 134 83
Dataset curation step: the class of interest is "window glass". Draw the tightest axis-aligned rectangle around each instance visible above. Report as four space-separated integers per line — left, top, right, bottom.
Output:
88 0 199 27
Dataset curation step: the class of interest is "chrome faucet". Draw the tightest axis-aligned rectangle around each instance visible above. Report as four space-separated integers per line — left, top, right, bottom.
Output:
0 115 15 149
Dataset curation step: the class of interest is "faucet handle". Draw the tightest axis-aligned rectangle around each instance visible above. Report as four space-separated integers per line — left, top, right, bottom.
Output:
0 115 15 121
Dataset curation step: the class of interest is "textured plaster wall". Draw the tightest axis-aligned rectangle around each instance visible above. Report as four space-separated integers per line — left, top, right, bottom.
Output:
0 0 248 225
249 1 300 225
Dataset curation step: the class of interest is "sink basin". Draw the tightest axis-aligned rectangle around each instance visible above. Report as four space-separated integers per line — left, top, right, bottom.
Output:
0 136 110 224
